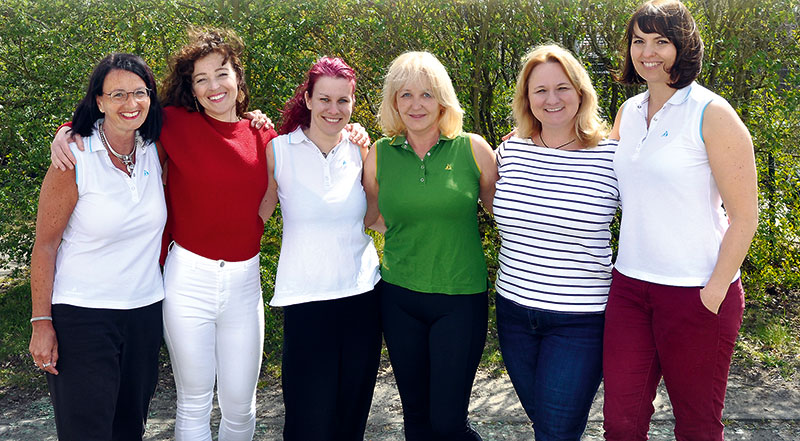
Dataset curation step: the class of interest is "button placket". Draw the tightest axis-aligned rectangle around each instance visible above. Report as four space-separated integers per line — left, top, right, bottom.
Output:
419 152 427 184
127 169 141 202
319 150 333 188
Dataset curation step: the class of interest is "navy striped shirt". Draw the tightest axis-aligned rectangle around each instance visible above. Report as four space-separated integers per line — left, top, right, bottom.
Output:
494 137 619 313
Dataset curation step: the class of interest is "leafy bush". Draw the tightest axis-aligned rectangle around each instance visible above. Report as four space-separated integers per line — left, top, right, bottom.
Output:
2 0 799 371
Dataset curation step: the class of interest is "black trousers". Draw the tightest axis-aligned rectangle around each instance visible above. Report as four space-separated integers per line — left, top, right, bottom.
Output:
47 301 162 441
380 281 487 441
281 289 382 441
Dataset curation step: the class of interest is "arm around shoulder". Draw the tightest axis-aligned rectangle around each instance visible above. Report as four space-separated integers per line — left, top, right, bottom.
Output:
51 124 83 171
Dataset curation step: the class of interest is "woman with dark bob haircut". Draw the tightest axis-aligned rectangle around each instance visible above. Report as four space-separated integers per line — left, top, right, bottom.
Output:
49 28 370 441
604 1 758 440
49 28 280 440
29 53 167 440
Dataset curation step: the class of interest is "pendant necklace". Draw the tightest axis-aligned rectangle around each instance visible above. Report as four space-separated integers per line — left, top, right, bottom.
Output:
540 133 576 150
98 122 141 175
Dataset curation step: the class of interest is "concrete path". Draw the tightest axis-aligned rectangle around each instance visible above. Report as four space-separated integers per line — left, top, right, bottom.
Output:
3 365 799 440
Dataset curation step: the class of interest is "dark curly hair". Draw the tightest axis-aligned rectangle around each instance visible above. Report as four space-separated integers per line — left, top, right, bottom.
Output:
160 27 250 117
619 0 704 89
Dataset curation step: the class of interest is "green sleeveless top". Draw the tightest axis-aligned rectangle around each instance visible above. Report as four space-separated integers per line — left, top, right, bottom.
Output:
376 133 488 294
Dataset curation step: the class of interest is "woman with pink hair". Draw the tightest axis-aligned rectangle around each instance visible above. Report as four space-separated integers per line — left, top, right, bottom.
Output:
259 57 381 441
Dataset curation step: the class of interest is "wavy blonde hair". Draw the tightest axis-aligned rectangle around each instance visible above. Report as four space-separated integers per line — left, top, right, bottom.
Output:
378 51 463 138
512 44 607 147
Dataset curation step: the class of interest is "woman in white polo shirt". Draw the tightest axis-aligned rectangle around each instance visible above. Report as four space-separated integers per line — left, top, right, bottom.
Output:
28 53 166 440
603 1 758 440
258 57 381 441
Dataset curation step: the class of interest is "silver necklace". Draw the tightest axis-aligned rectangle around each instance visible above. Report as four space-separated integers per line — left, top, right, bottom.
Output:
98 122 141 175
540 133 576 150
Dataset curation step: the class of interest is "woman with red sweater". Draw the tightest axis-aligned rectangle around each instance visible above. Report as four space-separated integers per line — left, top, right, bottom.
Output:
50 29 370 440
51 28 278 441
155 29 276 441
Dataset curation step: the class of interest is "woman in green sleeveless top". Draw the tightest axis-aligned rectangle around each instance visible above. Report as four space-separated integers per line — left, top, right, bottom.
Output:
363 51 498 441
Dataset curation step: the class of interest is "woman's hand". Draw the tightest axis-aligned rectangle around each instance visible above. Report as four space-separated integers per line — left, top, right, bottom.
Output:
345 123 371 149
51 126 82 171
29 164 78 376
699 285 727 314
29 321 59 375
243 109 274 130
501 127 517 142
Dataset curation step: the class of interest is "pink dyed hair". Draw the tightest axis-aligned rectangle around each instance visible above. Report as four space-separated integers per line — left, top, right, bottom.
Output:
278 57 356 135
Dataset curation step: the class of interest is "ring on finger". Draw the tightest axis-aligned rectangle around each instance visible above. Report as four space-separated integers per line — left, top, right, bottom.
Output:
42 362 52 368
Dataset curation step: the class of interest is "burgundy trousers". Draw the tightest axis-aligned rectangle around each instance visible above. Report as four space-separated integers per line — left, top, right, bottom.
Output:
602 269 745 441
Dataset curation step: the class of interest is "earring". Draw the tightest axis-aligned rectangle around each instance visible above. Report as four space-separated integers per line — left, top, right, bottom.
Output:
193 96 200 112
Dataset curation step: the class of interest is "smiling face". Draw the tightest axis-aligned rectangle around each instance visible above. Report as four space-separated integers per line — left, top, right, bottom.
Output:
630 23 677 85
305 76 354 138
526 61 580 132
96 69 150 136
395 78 442 137
191 51 239 122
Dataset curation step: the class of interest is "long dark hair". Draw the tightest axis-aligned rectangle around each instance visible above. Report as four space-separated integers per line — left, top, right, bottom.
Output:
72 53 163 143
278 57 356 135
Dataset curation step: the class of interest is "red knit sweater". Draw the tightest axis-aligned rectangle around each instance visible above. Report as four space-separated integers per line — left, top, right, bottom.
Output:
161 106 277 262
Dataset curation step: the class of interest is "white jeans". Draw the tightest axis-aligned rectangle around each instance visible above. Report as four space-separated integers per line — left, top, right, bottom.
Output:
163 243 264 441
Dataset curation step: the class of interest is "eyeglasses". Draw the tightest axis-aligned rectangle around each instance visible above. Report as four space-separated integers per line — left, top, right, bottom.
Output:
102 87 151 104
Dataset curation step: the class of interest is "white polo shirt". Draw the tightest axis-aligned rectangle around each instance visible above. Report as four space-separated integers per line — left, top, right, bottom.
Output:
52 120 167 309
613 82 738 287
269 127 380 307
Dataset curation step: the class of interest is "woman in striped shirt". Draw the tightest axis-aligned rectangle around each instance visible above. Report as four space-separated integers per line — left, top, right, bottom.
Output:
493 44 617 440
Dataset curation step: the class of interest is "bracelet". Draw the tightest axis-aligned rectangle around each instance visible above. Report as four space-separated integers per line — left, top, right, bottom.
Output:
30 316 53 323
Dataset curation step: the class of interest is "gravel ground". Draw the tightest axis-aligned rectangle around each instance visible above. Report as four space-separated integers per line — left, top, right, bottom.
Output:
2 363 799 440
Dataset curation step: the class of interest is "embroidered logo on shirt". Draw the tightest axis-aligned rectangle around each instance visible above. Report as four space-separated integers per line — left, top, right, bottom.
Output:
143 170 150 176
661 131 669 137
445 164 453 171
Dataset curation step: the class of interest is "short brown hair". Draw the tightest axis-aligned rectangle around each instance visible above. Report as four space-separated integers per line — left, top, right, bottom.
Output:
512 44 607 147
619 0 703 89
161 27 250 117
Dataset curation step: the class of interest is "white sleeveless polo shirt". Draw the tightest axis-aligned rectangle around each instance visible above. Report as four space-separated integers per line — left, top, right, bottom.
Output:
53 120 167 309
613 82 738 286
269 128 380 307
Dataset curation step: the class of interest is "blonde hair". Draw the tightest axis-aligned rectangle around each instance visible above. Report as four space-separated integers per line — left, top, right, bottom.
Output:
378 51 463 138
512 44 608 147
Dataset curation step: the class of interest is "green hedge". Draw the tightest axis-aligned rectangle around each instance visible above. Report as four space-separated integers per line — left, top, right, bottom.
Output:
2 0 799 366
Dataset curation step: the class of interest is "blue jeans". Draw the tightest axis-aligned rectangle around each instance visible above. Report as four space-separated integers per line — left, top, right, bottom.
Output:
496 294 604 441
